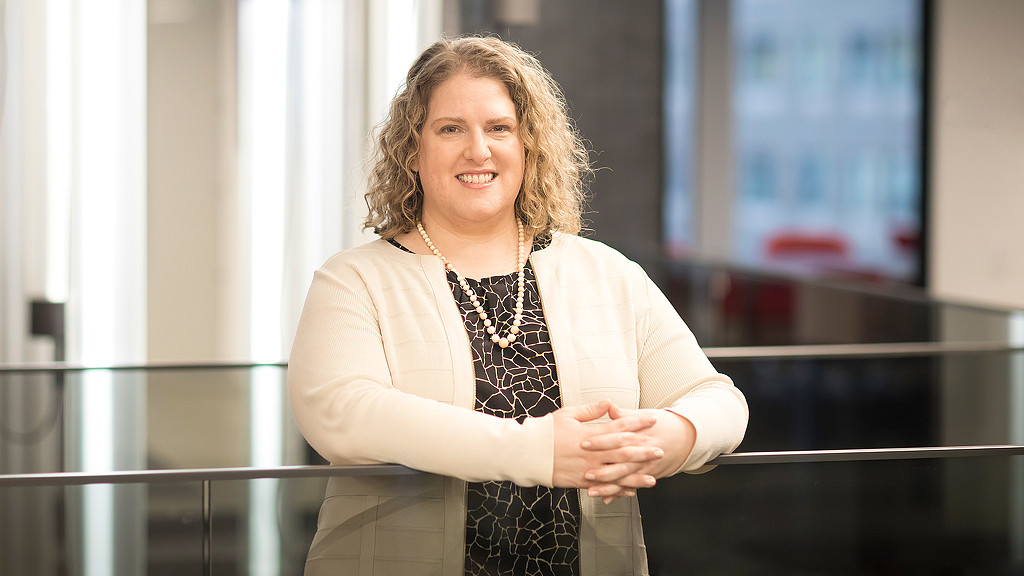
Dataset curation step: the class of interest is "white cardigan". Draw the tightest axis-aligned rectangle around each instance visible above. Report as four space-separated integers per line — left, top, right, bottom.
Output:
288 233 748 576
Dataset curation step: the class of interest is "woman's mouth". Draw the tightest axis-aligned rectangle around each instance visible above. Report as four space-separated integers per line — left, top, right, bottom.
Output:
456 172 496 184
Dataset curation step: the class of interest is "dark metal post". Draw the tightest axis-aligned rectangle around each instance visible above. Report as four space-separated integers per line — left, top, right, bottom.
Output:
203 480 212 576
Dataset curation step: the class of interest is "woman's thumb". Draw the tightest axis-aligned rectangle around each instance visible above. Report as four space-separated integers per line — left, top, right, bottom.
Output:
564 400 612 423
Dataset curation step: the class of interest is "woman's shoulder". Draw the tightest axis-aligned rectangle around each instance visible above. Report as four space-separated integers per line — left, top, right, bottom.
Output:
544 233 637 266
537 233 652 288
319 238 423 277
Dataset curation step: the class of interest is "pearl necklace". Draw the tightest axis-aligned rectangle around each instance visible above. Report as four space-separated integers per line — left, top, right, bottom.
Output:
417 220 526 348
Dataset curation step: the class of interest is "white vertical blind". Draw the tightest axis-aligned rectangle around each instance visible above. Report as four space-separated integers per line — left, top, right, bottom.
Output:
70 2 148 576
0 0 147 569
45 0 71 304
237 1 289 570
0 0 154 573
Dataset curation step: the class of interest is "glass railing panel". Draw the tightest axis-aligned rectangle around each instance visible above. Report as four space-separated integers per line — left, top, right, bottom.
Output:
142 364 311 472
208 477 326 576
0 481 207 576
146 367 261 470
0 370 65 474
0 484 67 575
712 349 1024 452
937 301 1024 346
0 363 298 475
0 469 352 576
639 454 1024 575
660 259 1023 347
145 481 207 575
2 452 1022 575
4 347 1021 477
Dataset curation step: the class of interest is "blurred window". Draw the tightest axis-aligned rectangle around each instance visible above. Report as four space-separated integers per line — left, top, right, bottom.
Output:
665 0 925 283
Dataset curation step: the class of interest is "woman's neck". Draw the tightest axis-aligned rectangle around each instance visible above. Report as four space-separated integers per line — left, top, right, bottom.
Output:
398 217 532 279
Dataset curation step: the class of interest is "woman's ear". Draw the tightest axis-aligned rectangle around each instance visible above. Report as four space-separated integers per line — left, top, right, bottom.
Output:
410 155 419 173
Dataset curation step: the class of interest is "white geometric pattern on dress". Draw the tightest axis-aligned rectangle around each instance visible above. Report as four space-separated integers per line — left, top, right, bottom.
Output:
454 251 581 576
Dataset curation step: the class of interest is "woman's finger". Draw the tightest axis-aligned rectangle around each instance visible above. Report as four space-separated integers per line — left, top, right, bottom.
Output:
607 403 633 421
581 445 663 476
609 412 657 433
584 461 642 484
584 481 643 505
612 472 658 490
581 431 637 451
586 462 659 487
585 477 647 500
581 428 662 451
607 488 637 504
586 482 630 499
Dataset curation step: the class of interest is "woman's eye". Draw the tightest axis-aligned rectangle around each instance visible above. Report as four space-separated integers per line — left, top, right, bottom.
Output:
491 125 511 133
440 125 460 134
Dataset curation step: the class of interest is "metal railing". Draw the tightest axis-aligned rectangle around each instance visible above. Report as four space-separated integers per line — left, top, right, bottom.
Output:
1 341 1022 374
1 445 1023 489
2 443 1022 573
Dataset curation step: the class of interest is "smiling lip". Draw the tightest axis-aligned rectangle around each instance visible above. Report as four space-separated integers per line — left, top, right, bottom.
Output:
456 172 497 184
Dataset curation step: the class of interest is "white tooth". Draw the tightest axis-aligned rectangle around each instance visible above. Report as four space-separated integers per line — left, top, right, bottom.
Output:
460 173 494 183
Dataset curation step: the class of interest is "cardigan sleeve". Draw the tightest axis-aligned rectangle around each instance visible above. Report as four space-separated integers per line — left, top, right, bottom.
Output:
634 265 748 474
288 259 555 487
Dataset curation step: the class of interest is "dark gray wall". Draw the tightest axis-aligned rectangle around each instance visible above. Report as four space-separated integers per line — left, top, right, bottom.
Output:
460 0 665 273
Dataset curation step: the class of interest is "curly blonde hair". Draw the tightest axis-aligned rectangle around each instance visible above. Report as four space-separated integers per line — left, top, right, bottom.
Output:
363 36 592 239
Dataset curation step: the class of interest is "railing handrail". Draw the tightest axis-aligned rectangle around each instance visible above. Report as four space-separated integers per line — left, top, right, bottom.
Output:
0 359 289 374
703 342 1024 359
3 445 1023 488
2 342 1024 373
713 444 1024 464
0 463 419 487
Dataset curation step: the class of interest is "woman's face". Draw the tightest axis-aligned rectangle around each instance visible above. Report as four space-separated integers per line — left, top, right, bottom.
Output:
413 73 526 233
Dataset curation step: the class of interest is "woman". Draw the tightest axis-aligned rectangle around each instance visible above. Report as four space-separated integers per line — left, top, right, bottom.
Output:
289 36 747 576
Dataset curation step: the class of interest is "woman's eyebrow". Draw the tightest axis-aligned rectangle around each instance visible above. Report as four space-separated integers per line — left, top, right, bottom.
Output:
429 115 517 126
429 116 465 127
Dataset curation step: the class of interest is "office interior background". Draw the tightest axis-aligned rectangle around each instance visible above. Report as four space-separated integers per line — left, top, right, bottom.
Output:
1 0 1023 574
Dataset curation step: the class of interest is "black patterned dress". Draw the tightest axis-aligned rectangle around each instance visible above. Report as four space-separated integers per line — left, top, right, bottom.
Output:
390 236 581 576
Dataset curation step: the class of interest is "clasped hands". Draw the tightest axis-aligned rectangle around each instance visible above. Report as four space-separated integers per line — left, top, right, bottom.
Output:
551 400 696 504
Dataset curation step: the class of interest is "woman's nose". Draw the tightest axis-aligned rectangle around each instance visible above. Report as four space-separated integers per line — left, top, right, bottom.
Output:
464 129 492 163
